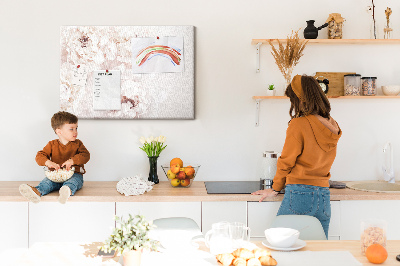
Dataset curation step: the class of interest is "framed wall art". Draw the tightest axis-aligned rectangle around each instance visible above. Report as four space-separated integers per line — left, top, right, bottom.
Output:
60 26 194 119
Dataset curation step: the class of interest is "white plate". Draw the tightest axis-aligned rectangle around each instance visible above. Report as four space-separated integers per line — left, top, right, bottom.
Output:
262 239 306 251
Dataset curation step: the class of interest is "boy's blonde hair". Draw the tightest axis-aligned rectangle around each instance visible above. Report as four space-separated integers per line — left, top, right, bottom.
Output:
51 111 78 132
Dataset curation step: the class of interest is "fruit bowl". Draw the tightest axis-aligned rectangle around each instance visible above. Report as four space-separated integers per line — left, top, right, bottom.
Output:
161 164 200 188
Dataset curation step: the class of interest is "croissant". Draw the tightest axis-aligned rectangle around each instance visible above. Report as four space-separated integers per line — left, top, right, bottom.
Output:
232 257 246 266
252 248 271 259
232 248 254 260
247 258 262 266
216 253 235 266
259 255 277 266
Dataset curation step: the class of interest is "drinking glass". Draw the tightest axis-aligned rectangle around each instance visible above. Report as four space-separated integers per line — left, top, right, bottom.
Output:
229 222 251 249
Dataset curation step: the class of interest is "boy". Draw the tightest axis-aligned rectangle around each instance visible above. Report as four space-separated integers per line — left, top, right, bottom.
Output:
19 111 90 204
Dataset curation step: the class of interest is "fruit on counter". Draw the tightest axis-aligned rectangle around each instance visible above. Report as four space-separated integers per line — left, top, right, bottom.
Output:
184 165 195 177
170 158 183 168
365 244 388 264
170 178 181 187
176 170 186 180
180 179 191 187
167 170 176 179
170 164 181 174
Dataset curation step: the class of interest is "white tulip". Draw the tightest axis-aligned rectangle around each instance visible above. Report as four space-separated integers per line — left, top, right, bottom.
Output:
146 137 151 143
139 137 146 144
160 136 166 143
154 136 159 142
149 136 154 142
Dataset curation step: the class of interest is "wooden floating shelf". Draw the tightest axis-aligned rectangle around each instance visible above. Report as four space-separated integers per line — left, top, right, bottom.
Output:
253 96 400 99
251 39 400 45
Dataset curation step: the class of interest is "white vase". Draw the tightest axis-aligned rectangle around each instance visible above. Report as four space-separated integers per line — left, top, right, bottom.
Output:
119 250 142 266
266 90 276 96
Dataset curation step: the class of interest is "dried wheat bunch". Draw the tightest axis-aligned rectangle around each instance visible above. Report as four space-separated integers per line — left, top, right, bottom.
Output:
269 30 308 84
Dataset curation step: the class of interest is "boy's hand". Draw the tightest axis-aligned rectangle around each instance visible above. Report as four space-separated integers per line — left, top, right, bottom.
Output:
61 159 74 171
45 160 60 170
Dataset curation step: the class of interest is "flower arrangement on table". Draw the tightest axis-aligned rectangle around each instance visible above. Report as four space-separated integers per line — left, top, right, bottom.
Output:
139 135 167 184
101 214 159 265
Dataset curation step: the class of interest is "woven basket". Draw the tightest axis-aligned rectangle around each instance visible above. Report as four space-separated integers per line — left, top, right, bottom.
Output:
45 167 75 183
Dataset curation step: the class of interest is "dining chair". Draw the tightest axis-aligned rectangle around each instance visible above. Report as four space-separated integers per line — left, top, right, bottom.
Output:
152 217 203 238
269 215 327 240
153 217 200 231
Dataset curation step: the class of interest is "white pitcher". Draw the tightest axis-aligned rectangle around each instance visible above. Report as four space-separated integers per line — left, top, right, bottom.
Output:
205 222 233 255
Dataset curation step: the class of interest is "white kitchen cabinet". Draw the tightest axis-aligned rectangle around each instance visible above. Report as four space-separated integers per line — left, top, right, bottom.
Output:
0 202 28 252
247 201 281 239
328 201 340 240
248 201 341 240
340 200 400 240
29 202 115 246
202 201 247 233
116 202 201 230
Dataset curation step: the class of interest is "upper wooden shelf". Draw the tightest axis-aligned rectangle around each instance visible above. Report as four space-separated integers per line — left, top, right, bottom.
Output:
253 95 400 99
251 39 400 45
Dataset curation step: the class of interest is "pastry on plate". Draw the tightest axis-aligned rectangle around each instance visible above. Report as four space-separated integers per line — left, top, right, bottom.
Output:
216 253 235 266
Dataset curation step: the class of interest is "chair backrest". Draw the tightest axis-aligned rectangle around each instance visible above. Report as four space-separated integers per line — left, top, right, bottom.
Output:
269 215 327 240
152 217 202 237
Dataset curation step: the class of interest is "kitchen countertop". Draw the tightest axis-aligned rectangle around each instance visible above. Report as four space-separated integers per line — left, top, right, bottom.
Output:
2 181 400 202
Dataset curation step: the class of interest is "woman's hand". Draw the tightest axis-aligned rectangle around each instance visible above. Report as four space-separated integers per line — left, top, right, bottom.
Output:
251 188 279 202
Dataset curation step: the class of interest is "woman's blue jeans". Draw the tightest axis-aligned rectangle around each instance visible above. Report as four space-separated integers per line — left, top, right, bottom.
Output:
35 173 84 196
277 184 331 238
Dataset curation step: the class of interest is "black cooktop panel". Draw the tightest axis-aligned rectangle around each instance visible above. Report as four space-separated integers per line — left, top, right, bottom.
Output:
204 181 263 194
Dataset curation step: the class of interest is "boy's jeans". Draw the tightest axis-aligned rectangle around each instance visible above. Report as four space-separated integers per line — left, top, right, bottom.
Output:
36 173 84 196
276 184 331 239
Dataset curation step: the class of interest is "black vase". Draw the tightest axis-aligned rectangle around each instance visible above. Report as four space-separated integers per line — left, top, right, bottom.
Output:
148 156 159 184
303 20 328 39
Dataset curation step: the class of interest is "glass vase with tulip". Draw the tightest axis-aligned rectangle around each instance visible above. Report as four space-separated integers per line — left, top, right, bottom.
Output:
139 135 167 184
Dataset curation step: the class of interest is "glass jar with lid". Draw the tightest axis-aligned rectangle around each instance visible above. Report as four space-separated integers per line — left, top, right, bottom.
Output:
344 74 361 96
261 151 279 187
362 77 377 96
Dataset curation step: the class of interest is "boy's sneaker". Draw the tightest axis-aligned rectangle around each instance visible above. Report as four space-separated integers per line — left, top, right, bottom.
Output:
58 186 71 204
19 184 41 203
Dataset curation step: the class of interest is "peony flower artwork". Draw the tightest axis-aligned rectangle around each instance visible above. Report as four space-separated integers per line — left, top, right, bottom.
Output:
60 26 194 119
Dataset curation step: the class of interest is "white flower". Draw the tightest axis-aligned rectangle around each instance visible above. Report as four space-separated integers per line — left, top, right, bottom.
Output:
146 137 151 143
154 136 159 142
139 137 146 144
159 135 166 143
149 136 154 142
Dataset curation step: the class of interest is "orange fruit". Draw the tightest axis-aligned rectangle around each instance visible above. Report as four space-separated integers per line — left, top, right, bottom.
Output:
170 158 183 168
365 244 388 264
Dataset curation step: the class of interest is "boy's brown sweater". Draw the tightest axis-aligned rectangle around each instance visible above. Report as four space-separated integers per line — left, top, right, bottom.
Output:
36 139 90 174
272 115 342 192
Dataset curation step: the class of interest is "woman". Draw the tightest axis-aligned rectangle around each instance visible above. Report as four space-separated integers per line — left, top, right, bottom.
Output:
252 75 342 238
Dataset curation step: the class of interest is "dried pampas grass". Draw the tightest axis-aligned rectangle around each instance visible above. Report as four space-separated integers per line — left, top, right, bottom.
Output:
269 30 308 85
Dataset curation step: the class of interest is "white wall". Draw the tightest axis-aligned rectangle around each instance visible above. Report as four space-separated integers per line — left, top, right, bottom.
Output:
1 0 400 183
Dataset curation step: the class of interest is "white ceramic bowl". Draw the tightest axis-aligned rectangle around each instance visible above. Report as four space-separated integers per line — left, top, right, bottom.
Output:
264 227 300 248
382 85 400 96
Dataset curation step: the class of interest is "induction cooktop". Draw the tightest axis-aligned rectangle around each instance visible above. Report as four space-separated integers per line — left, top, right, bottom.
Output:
204 181 264 194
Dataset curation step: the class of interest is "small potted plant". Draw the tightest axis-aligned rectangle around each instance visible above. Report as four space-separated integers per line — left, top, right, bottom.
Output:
267 84 276 96
101 214 159 266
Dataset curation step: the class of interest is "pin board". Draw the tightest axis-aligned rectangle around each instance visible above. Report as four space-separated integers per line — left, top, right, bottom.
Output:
60 26 194 119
